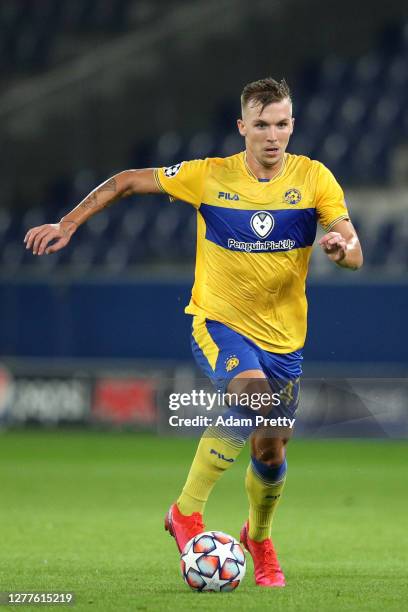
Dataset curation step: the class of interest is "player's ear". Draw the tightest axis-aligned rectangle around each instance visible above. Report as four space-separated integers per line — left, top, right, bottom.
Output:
290 117 295 135
237 118 246 137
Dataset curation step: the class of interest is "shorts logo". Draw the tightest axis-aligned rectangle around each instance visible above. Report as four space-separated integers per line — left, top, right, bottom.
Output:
284 188 302 205
164 163 183 178
225 355 240 372
250 211 274 239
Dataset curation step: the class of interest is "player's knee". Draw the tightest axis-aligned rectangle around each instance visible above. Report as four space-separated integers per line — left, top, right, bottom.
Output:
252 439 286 466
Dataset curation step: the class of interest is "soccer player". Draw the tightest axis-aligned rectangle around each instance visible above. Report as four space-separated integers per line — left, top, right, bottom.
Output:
24 78 363 587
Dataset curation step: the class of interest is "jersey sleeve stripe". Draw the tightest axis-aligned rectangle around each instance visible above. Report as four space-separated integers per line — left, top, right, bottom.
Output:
153 168 167 194
325 214 349 232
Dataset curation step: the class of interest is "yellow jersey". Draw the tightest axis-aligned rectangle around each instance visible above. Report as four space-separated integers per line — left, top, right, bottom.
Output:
154 151 348 353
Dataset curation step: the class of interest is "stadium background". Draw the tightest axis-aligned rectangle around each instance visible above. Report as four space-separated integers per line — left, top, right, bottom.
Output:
0 1 407 610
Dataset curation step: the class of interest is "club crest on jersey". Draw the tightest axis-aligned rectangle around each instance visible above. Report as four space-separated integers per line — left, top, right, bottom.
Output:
250 211 274 239
164 163 183 178
225 355 240 372
284 188 302 205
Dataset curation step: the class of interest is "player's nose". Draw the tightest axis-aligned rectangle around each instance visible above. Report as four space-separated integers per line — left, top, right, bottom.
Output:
266 127 278 141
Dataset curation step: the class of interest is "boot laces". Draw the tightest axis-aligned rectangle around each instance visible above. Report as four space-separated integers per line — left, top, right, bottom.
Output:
189 512 204 533
262 540 280 574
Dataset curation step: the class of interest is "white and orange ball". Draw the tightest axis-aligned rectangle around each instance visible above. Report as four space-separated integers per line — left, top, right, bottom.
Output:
180 531 246 592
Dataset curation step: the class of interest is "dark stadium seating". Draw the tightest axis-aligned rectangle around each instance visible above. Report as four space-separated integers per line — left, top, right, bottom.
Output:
2 17 407 271
0 0 166 74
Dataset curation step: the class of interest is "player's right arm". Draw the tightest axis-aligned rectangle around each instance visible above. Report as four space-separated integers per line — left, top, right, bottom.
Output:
24 169 159 255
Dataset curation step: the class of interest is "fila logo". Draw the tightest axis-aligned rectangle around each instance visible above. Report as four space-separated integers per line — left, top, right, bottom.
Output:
218 191 240 201
210 449 234 462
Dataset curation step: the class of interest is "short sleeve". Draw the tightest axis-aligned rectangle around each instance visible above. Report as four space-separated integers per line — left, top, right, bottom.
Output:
314 162 349 231
154 159 210 209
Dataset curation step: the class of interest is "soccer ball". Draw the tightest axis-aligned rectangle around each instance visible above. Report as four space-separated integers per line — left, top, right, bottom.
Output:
180 531 246 592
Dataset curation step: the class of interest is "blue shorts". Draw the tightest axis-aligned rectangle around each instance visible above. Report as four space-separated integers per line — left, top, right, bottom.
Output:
191 317 302 418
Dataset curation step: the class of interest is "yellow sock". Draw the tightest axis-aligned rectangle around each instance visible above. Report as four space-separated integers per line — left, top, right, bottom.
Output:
177 427 244 515
245 461 286 541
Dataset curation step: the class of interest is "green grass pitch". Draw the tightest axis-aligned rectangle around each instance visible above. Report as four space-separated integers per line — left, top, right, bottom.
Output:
0 431 406 611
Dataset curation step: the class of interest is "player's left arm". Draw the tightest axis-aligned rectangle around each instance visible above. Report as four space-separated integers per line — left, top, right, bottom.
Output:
318 219 363 270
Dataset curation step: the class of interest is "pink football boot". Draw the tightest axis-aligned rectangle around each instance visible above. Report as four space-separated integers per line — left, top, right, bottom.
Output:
240 521 286 587
165 503 205 553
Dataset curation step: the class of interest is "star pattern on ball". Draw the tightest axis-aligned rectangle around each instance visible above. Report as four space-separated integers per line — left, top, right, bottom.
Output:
201 569 231 591
180 540 202 573
181 531 247 592
210 539 237 567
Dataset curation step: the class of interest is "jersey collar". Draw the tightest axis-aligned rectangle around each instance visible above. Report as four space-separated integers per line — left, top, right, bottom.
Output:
243 151 288 183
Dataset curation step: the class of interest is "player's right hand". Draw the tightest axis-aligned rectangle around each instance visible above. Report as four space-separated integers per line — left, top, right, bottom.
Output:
24 220 78 255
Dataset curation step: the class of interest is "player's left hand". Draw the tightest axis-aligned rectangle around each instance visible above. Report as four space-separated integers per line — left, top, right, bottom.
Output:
318 231 347 263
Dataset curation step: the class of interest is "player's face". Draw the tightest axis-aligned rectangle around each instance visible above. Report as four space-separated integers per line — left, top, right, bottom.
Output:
237 98 294 169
